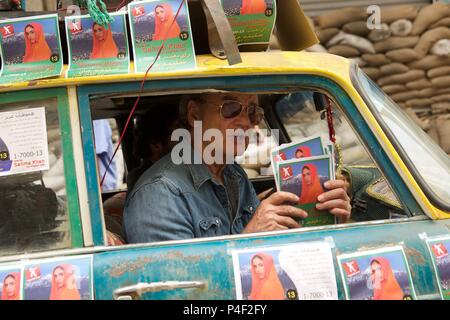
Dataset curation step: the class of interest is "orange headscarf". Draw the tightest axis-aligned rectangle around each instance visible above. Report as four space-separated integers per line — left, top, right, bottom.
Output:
295 146 311 158
248 253 285 300
90 23 119 59
370 258 404 300
49 265 81 300
23 22 52 63
1 272 20 300
240 0 267 15
152 4 181 41
299 164 325 204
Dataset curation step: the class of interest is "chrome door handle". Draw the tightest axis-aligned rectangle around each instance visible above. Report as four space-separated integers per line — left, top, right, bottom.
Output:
113 281 206 300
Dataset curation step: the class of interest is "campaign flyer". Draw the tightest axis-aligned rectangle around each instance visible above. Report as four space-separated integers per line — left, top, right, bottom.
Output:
65 12 130 77
0 107 49 177
0 14 63 84
277 155 336 227
0 265 23 300
128 0 196 73
426 236 450 300
221 0 276 46
23 255 93 300
338 246 416 300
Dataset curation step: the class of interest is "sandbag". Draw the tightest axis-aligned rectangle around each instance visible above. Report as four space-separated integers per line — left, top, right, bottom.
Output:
411 3 450 36
349 57 367 67
316 7 368 29
328 45 360 57
362 67 382 80
306 44 328 53
427 119 441 144
389 19 413 37
432 94 450 103
342 21 370 36
381 84 407 95
420 88 450 98
404 108 430 131
317 28 340 44
431 76 450 89
361 54 391 67
430 39 450 56
327 32 376 54
436 115 450 153
408 55 450 70
427 66 450 78
432 102 450 115
414 27 450 58
430 17 450 29
386 48 420 63
391 91 421 103
381 5 419 24
380 63 409 76
378 70 425 86
405 98 433 108
406 78 431 90
374 36 419 53
368 24 391 42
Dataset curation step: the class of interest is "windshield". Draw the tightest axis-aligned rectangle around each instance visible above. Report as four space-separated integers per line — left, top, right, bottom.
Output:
353 67 450 209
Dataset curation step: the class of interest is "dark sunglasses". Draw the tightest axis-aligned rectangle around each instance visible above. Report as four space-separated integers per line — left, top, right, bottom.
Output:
218 100 264 125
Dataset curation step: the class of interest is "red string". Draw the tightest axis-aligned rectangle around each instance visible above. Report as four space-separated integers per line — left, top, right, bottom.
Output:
325 96 336 144
100 0 187 187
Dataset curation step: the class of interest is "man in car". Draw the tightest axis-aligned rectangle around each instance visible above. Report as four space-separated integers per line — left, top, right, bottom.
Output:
123 93 351 243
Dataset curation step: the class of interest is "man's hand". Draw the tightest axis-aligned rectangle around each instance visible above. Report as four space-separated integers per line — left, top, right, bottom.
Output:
243 192 307 234
316 180 351 222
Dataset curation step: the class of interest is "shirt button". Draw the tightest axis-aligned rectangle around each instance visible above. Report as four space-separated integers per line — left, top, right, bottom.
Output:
249 206 253 211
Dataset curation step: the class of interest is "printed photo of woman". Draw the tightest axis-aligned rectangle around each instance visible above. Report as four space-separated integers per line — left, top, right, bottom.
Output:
248 253 285 300
240 0 266 15
23 23 52 63
370 257 404 300
299 164 325 204
152 3 181 41
294 146 311 159
90 23 119 59
49 264 81 300
1 273 20 300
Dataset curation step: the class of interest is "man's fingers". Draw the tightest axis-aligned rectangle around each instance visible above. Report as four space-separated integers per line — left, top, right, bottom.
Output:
318 188 349 203
266 191 299 206
316 199 350 211
324 179 347 190
275 205 308 219
274 215 302 229
329 207 351 218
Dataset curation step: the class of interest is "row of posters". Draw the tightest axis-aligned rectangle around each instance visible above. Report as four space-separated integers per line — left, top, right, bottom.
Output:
0 0 277 84
231 235 450 300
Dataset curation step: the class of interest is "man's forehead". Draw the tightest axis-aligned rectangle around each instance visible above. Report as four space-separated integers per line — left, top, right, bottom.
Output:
202 92 258 102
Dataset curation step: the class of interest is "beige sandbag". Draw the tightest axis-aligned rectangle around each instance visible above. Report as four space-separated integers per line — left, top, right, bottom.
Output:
408 55 450 70
361 54 391 67
381 5 419 24
431 76 450 89
432 94 450 103
427 66 450 78
349 57 367 67
362 67 382 80
430 17 450 29
414 27 450 58
430 39 450 56
386 48 419 63
327 32 376 54
406 78 431 90
306 44 328 53
405 98 433 108
411 3 450 36
381 84 407 95
317 28 340 44
391 91 421 103
389 19 413 36
432 102 450 115
404 108 430 131
374 36 419 53
328 45 360 57
420 87 450 98
380 63 409 76
378 70 425 86
368 24 391 42
436 115 450 153
427 119 441 144
316 7 368 29
342 21 370 36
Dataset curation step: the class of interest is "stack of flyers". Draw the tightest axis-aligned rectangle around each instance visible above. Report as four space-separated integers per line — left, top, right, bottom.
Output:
270 135 337 227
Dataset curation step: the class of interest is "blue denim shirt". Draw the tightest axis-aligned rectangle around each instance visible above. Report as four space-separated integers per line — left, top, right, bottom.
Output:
123 153 260 243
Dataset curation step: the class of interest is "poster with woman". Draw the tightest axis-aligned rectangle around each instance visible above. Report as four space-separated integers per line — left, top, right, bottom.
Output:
23 255 93 300
338 246 416 300
277 155 336 227
232 241 338 300
426 235 450 300
220 0 276 46
65 12 130 78
0 266 23 300
0 14 62 84
128 0 196 73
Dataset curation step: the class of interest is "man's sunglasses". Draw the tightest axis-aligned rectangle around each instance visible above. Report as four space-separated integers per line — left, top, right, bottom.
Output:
218 100 264 125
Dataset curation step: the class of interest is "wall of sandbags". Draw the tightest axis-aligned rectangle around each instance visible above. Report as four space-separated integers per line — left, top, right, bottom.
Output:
310 3 450 155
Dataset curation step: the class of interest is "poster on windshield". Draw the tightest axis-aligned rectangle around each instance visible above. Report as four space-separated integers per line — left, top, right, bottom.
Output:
0 14 62 84
128 0 196 73
426 235 450 300
0 107 49 177
337 246 416 300
232 241 338 300
65 12 130 78
220 0 276 46
0 265 23 300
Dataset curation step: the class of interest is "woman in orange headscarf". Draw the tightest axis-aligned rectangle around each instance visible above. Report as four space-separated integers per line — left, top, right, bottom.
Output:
295 146 311 159
240 0 267 15
299 164 325 204
1 273 20 300
248 253 285 300
370 257 404 300
23 23 52 63
49 264 81 300
152 4 181 41
90 23 119 59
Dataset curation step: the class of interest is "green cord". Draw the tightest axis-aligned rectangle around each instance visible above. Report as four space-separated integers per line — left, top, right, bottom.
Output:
77 0 114 28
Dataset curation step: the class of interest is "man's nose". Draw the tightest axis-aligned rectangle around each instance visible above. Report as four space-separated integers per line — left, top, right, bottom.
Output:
235 109 252 130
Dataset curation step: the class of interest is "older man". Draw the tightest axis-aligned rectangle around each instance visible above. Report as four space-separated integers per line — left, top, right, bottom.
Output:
123 93 351 243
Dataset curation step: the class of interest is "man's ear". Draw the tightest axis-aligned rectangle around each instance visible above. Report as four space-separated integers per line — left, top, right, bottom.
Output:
186 100 201 128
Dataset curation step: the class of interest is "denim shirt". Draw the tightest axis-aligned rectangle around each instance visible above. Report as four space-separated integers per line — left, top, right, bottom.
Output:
123 153 260 244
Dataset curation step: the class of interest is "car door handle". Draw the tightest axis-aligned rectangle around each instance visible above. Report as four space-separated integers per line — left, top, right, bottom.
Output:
113 281 207 300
